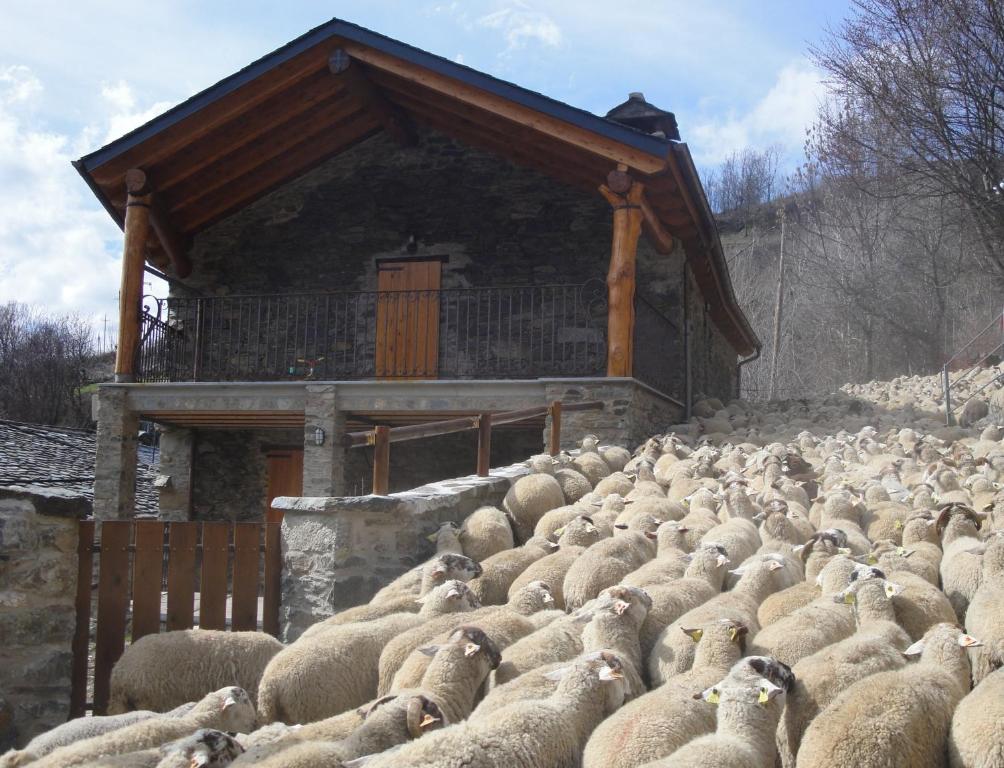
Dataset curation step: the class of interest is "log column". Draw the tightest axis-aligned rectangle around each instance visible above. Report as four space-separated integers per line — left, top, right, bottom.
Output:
601 169 644 377
114 169 153 382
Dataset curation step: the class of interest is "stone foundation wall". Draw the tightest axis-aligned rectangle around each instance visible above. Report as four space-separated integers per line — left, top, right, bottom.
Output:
543 378 684 450
0 486 87 747
272 465 526 641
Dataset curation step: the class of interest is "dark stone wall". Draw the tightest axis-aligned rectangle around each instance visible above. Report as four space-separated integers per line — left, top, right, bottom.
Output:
686 266 738 404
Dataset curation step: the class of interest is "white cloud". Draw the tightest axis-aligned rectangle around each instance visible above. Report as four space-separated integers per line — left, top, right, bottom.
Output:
0 66 166 341
476 5 563 52
690 60 825 166
99 80 176 145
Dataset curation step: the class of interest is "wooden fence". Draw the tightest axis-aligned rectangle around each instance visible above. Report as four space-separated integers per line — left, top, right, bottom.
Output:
71 520 281 716
343 399 604 494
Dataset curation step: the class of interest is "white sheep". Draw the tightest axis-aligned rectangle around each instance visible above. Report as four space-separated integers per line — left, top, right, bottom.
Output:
368 553 483 608
83 729 244 768
582 618 748 768
648 555 788 685
458 506 514 563
797 623 982 768
963 533 1004 685
507 547 582 610
562 531 655 611
361 650 628 768
643 656 790 768
949 665 1004 768
27 688 255 768
107 630 283 714
775 576 910 768
467 536 556 605
503 461 566 543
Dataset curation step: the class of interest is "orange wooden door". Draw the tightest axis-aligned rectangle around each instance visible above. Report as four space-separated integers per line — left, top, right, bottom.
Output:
376 260 441 378
265 450 303 523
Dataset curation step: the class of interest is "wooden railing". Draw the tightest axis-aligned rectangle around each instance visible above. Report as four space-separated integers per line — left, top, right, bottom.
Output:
71 520 281 716
343 400 604 494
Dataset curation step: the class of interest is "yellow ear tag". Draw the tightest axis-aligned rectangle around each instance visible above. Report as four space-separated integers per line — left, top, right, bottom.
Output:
707 689 720 704
884 583 897 597
867 554 878 565
729 627 739 642
691 629 704 643
894 520 904 530
758 687 770 704
843 592 856 604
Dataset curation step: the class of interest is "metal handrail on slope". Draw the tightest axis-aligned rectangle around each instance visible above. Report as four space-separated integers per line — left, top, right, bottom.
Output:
941 305 1004 425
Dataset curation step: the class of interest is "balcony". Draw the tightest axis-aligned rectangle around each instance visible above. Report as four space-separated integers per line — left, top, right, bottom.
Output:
137 283 612 384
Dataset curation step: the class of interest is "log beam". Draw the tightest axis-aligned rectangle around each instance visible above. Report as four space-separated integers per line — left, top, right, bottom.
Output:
148 194 192 278
329 49 416 146
115 170 153 381
600 180 675 255
600 168 644 377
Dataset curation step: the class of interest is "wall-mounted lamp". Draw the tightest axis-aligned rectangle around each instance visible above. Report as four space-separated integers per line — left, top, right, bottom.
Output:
314 427 326 446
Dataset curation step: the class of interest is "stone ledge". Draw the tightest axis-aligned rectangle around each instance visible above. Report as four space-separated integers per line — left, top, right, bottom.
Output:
0 486 92 519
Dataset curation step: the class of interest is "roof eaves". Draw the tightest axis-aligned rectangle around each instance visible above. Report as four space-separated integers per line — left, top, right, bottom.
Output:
76 17 671 175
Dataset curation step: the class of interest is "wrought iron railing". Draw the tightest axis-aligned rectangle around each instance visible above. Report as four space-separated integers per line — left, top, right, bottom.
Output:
633 292 684 402
136 283 608 383
941 305 1004 425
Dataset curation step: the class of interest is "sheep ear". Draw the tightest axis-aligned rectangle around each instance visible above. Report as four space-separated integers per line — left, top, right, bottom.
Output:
834 588 855 604
958 634 982 647
425 532 439 542
681 627 703 642
903 639 925 657
222 695 237 711
553 526 566 537
694 686 720 704
758 679 784 704
191 753 212 767
883 582 904 598
417 644 441 658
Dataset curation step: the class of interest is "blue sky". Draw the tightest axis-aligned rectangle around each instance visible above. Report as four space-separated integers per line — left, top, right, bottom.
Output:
0 1 850 335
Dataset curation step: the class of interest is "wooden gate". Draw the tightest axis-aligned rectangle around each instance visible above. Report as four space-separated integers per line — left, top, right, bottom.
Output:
375 259 441 378
71 520 281 717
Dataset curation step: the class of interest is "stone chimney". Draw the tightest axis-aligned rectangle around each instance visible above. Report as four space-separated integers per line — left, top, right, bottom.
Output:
605 92 680 141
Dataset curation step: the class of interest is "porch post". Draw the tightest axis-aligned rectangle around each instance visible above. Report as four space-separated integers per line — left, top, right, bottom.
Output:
115 169 153 383
303 384 346 496
92 386 139 519
600 168 644 377
157 426 194 520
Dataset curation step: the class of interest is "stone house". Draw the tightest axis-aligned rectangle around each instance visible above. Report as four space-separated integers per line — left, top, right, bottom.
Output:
75 18 759 522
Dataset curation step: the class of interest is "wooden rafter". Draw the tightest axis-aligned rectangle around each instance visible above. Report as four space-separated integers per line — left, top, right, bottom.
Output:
172 114 382 232
600 174 675 255
329 49 415 146
121 168 192 278
342 42 669 174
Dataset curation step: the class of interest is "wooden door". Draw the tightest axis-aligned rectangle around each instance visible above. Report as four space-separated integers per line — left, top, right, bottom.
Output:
265 449 303 523
376 260 441 378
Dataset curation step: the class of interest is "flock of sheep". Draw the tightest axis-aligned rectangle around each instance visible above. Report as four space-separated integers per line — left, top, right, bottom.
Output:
5 366 1004 767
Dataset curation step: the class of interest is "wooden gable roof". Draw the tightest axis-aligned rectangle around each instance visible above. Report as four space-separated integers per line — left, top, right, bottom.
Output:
74 18 759 356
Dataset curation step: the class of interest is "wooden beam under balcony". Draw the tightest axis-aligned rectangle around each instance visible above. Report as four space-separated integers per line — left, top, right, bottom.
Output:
329 49 416 146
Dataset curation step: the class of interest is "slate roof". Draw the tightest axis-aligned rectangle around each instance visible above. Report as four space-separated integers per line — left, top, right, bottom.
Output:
0 420 159 515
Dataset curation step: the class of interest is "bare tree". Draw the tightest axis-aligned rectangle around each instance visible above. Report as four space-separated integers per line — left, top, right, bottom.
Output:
0 303 96 426
705 146 782 222
812 0 1004 282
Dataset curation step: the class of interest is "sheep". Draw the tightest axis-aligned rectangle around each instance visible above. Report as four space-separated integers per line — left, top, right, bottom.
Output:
938 503 987 621
582 618 748 768
600 445 633 472
573 450 614 487
963 533 1004 685
368 553 483 608
745 557 861 666
643 657 791 768
775 576 911 768
458 506 514 563
533 501 595 540
797 623 982 768
593 472 636 498
377 584 544 695
361 650 628 768
617 496 686 524
562 531 655 611
885 568 959 641
386 584 549 692
105 630 283 714
467 536 556 605
756 529 849 626
637 545 731 659
487 608 594 687
699 516 762 570
648 555 788 685
507 547 583 610
949 665 1004 768
503 464 566 543
299 577 480 640
0 704 196 767
26 688 255 768
257 612 424 724
77 729 245 768
553 466 593 503
553 515 603 547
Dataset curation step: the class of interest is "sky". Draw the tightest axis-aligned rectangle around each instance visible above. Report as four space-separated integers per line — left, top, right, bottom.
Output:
0 0 851 341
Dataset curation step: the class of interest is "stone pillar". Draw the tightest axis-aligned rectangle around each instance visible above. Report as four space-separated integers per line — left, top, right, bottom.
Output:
93 386 139 520
157 426 194 521
0 486 89 746
303 384 346 496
